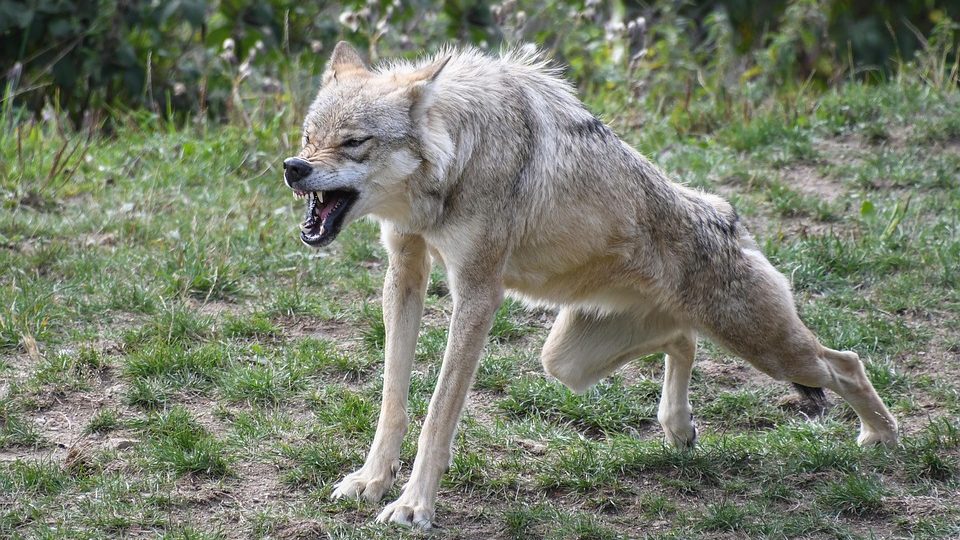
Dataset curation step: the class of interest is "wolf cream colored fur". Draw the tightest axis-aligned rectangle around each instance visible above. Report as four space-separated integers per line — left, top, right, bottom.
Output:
281 41 898 529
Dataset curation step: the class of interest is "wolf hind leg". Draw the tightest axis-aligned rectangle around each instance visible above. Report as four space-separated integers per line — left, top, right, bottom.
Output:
700 251 898 447
725 323 899 446
540 309 699 447
541 308 681 393
658 331 698 448
793 346 898 446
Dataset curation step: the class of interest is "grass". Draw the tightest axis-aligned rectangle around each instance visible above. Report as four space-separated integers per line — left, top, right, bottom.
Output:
1 50 959 539
84 409 121 434
136 407 232 478
818 473 888 516
501 375 660 434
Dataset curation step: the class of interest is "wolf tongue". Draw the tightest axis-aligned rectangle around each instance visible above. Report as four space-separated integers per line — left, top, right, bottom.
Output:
319 194 340 222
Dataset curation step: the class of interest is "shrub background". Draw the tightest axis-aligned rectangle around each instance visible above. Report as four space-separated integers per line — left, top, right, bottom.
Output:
2 0 959 127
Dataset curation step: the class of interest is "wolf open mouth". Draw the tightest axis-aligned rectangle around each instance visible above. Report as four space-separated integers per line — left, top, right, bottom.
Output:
296 189 359 247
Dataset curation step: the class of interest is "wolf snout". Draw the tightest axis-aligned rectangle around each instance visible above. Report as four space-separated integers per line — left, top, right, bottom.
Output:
283 157 313 185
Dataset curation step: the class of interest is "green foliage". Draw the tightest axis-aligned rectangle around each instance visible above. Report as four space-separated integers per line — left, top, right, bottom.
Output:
360 302 385 352
123 306 213 349
0 460 70 496
123 342 226 388
475 353 521 392
698 390 787 430
698 500 748 531
310 386 377 439
490 298 533 342
279 438 362 488
220 361 303 404
126 378 174 410
0 278 57 351
288 337 370 380
2 1 957 128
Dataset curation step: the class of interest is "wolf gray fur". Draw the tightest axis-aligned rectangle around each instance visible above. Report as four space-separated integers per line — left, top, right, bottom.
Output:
281 41 899 529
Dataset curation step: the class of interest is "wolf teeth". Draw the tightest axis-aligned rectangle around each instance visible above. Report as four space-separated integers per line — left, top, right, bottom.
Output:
318 192 324 203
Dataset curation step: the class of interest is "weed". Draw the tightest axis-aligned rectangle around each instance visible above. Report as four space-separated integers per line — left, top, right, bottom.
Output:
123 306 212 349
279 438 362 488
124 342 225 390
360 303 385 352
310 386 377 440
289 337 370 380
0 278 57 351
490 298 533 342
220 361 303 405
126 378 173 410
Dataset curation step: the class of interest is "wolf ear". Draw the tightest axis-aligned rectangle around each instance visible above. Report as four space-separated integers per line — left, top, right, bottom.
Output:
404 56 452 87
409 56 451 85
323 41 368 83
405 56 451 116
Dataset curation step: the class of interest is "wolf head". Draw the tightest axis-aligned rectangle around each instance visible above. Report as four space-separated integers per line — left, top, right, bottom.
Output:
284 41 450 248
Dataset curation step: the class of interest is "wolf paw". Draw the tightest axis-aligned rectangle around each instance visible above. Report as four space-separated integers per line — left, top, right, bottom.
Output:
857 428 898 448
376 494 434 529
661 414 698 449
331 462 398 502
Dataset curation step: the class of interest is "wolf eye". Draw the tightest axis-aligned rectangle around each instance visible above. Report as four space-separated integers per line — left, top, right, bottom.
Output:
342 136 372 148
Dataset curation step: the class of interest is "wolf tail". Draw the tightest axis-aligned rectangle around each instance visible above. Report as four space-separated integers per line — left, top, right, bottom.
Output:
792 383 828 410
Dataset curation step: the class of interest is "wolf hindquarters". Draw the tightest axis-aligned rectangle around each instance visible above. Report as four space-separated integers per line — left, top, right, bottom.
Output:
540 253 899 448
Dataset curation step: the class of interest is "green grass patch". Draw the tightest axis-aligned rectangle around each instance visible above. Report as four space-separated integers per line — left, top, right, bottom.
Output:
501 375 659 434
0 459 71 496
279 438 363 489
223 312 280 339
85 409 122 434
136 407 231 478
0 397 41 448
818 473 887 516
123 306 213 349
124 342 226 389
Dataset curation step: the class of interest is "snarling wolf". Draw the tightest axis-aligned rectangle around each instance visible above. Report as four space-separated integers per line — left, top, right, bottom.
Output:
282 41 898 528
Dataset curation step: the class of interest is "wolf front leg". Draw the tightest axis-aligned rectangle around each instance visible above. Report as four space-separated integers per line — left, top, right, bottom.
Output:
332 230 430 502
377 269 504 529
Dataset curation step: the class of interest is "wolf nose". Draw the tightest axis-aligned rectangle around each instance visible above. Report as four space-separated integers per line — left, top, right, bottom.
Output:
283 157 313 184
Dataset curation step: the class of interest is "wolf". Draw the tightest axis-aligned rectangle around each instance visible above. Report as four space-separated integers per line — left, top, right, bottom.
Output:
281 41 898 528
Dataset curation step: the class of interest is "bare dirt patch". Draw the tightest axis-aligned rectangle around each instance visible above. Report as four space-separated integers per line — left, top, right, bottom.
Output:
782 163 847 203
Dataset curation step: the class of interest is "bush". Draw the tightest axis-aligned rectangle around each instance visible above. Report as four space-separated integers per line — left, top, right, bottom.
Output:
1 1 957 127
